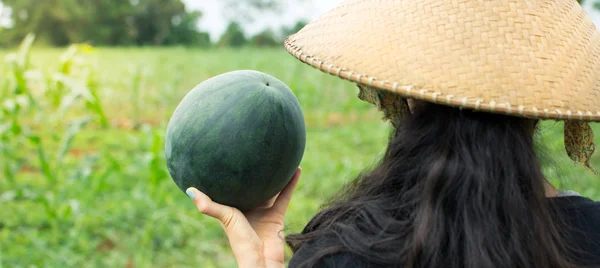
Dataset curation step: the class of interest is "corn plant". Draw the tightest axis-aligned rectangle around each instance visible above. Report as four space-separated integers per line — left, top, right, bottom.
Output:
1 35 107 227
47 44 78 108
1 35 37 185
9 34 35 99
53 44 109 128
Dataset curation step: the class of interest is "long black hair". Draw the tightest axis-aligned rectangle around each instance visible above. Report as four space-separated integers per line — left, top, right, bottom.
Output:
286 102 586 268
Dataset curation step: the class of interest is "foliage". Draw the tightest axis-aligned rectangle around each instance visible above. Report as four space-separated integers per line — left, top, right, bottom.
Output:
0 0 210 47
0 34 110 254
217 22 247 48
250 29 281 47
163 11 212 47
217 19 308 48
0 0 309 48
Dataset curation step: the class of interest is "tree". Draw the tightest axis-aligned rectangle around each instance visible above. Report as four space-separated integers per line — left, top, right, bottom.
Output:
163 11 212 47
0 0 208 47
250 29 280 47
0 0 85 46
79 0 138 46
217 22 247 48
129 0 187 46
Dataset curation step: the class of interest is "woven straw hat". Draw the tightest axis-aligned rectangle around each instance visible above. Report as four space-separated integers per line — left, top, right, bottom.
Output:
284 0 599 172
285 0 600 121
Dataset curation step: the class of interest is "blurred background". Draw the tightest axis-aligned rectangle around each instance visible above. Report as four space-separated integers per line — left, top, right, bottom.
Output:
0 0 599 267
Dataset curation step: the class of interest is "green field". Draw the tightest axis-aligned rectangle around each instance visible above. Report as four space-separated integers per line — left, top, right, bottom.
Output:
1 43 599 267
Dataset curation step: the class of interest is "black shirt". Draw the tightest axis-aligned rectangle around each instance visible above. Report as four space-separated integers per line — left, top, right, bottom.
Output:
289 195 600 267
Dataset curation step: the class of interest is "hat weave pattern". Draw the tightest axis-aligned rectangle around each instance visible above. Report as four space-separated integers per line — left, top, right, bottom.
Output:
284 0 600 122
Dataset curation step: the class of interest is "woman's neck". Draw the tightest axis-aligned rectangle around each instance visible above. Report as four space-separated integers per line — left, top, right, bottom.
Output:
544 180 560 197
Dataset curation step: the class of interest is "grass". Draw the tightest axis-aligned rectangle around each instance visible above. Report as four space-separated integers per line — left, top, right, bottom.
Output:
0 43 598 268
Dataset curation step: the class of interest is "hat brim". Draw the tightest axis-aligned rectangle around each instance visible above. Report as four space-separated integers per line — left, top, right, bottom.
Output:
284 0 600 122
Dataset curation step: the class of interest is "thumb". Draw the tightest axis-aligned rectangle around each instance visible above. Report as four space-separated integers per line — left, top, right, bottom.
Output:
186 188 244 229
186 188 266 268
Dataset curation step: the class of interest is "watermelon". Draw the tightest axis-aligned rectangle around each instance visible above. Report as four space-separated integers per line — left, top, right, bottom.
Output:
165 70 306 211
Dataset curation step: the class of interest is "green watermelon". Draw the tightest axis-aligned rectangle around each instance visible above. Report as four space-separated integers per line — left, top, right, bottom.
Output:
165 70 306 211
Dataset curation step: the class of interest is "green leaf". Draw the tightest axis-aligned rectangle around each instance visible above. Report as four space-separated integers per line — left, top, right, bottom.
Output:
35 193 57 220
58 45 78 75
28 135 55 183
56 117 92 168
17 34 36 70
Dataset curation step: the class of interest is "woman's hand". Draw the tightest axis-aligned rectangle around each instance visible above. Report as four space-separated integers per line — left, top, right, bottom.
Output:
185 167 302 268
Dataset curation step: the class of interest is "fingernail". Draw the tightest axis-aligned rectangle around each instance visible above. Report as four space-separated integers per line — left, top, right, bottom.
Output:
186 189 196 199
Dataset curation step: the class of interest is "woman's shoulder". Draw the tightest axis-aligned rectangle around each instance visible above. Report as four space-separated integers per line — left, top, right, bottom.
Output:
551 193 600 208
288 233 382 268
550 194 600 265
551 194 600 223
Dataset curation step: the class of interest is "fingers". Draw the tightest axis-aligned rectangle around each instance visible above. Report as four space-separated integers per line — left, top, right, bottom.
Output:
252 167 302 210
272 167 302 212
256 192 280 209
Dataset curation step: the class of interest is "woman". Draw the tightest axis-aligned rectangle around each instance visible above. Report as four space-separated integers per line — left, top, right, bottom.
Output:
185 1 600 267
